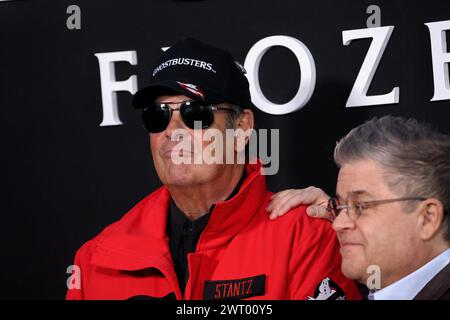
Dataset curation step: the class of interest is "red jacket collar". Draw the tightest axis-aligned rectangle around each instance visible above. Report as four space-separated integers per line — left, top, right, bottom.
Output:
91 162 267 271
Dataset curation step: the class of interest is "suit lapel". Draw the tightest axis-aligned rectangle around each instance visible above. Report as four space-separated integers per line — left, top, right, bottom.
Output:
414 262 450 300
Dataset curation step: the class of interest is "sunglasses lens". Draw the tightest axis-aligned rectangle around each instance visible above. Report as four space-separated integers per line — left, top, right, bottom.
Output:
141 104 171 133
181 102 214 130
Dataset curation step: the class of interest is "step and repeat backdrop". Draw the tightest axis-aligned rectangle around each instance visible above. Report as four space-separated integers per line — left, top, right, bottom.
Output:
1 0 449 298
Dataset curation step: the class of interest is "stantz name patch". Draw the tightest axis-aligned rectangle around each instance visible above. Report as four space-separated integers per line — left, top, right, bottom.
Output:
204 274 266 300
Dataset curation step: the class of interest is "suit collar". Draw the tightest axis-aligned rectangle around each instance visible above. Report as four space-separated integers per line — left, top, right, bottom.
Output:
414 260 450 300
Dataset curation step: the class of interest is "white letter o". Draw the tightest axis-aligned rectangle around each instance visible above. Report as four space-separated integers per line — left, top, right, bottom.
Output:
244 35 316 115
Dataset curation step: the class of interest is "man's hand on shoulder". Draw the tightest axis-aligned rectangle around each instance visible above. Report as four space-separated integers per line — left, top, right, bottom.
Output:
266 187 334 221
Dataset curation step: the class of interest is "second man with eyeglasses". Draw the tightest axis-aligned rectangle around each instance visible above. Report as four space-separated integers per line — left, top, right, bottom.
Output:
268 116 450 300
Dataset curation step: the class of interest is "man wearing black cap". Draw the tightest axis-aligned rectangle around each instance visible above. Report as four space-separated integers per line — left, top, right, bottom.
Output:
66 37 361 300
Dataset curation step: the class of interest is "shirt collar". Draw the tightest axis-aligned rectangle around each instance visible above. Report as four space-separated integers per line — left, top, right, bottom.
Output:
168 170 246 242
372 248 450 300
168 200 211 246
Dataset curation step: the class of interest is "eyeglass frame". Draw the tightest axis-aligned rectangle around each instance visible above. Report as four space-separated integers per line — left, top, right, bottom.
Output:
326 196 428 221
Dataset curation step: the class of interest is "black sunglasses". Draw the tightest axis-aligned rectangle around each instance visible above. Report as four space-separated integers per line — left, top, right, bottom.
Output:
141 100 238 133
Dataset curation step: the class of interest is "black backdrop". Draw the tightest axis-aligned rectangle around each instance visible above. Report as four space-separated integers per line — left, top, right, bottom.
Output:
0 0 449 299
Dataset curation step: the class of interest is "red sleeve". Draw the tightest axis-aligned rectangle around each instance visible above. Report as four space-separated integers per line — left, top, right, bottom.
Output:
287 214 362 300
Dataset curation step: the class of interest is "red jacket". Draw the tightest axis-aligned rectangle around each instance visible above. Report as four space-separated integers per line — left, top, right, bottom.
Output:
66 163 361 300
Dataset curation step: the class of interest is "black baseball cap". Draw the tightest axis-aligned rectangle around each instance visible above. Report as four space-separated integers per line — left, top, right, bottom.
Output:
132 37 252 109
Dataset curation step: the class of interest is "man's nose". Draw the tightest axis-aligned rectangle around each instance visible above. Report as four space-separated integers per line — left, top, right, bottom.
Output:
332 208 356 232
165 108 188 138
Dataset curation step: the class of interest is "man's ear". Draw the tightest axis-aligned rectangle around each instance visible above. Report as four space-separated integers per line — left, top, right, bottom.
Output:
418 198 446 241
238 109 254 131
234 109 254 153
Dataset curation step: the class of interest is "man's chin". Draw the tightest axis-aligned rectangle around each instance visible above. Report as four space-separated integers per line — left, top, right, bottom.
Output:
159 165 196 186
164 177 196 187
341 259 367 283
162 174 193 187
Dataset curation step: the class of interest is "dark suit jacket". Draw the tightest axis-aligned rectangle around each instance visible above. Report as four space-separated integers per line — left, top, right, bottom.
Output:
414 262 450 300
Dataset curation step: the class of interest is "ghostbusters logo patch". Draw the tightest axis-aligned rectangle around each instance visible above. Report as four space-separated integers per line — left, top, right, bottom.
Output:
176 81 205 99
307 277 346 300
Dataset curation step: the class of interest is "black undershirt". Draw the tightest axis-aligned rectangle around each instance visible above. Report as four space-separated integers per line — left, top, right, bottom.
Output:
167 171 246 294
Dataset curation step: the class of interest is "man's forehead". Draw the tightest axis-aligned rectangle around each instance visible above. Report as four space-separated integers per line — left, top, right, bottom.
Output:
336 160 388 199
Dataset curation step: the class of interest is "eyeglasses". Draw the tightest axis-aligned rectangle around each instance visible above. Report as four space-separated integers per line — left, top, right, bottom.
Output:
141 100 238 133
326 196 427 221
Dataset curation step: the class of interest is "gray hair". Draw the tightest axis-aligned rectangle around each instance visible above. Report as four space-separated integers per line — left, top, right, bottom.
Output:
334 115 450 242
225 105 244 129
